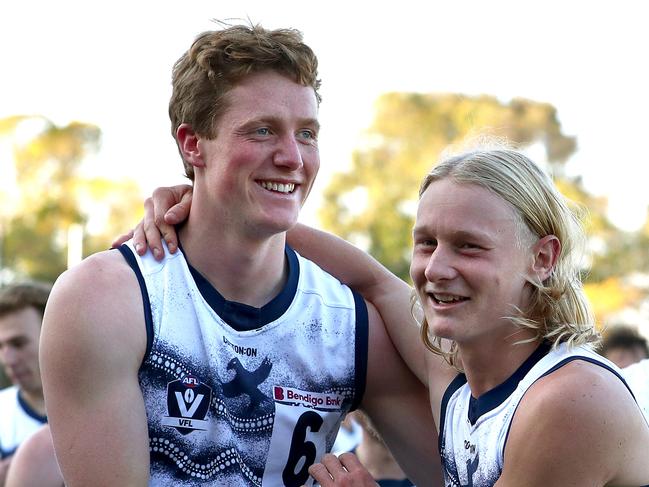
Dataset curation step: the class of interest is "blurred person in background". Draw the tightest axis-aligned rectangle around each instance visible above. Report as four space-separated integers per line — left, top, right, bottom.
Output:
600 325 649 423
4 424 63 487
599 324 649 368
351 411 413 487
0 282 50 485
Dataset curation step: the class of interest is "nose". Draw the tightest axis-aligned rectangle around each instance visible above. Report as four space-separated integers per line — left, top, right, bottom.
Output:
423 245 457 283
273 135 303 171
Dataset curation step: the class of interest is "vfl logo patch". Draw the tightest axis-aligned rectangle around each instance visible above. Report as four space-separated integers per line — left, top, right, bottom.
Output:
162 375 212 435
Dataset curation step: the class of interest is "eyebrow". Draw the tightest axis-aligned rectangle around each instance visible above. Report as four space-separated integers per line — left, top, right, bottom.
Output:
412 227 495 243
243 116 320 131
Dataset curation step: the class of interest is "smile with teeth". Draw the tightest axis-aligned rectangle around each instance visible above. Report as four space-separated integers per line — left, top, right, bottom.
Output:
259 181 296 194
431 293 467 304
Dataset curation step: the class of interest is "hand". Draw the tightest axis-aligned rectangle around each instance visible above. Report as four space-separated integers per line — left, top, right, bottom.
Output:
308 453 378 487
111 184 193 260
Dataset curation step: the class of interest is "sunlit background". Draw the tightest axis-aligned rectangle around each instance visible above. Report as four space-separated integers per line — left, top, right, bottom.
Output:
1 0 648 337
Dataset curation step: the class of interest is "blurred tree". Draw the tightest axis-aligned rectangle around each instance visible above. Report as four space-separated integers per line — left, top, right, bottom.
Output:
0 116 143 283
318 92 649 326
319 93 577 282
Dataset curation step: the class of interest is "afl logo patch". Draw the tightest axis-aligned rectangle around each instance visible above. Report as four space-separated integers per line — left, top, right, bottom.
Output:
162 376 212 435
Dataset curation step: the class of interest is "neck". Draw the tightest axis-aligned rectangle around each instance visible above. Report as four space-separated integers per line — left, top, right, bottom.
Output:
355 433 408 480
19 387 46 417
460 333 541 397
179 218 288 308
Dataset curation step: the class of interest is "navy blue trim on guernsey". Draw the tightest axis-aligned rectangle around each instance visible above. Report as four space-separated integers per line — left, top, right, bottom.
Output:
350 290 368 411
438 373 467 454
0 446 16 459
503 352 643 454
117 245 154 363
1 390 48 458
17 390 47 424
467 341 552 426
184 243 300 331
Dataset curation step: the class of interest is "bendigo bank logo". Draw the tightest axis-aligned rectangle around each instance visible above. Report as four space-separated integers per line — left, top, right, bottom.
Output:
162 375 212 435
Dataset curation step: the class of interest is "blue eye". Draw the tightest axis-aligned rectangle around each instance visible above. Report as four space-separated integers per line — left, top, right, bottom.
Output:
298 129 315 140
256 127 270 136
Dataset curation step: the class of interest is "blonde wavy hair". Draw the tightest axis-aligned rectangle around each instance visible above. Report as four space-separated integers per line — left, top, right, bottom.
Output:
414 145 600 368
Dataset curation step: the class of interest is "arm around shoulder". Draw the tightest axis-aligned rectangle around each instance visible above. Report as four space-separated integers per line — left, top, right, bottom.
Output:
40 250 151 486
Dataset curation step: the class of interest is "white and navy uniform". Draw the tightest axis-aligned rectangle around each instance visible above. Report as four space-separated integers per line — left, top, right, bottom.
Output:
118 242 368 487
439 341 644 487
0 385 47 458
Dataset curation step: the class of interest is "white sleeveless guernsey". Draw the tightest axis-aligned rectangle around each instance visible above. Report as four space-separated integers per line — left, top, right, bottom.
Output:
119 242 367 487
439 342 639 487
0 385 47 458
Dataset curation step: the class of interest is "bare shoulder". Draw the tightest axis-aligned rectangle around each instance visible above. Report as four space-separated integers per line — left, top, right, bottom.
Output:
41 248 148 396
501 359 649 485
5 425 63 487
44 249 146 354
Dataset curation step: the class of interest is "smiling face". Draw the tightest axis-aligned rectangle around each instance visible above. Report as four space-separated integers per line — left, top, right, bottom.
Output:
410 179 537 348
183 70 320 240
0 307 43 396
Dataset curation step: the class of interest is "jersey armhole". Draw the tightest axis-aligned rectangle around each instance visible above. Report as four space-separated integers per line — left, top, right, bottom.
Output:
438 373 466 453
350 290 368 411
117 244 154 366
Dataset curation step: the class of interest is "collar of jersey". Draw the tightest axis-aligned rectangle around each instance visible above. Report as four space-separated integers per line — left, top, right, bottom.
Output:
180 241 300 332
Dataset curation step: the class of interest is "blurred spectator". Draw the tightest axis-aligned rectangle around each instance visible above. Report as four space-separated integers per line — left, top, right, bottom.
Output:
4 424 63 487
0 282 51 485
331 414 363 455
352 411 414 487
600 325 649 368
622 358 649 421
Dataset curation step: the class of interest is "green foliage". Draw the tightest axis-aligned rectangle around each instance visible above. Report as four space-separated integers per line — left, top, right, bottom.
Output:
0 116 143 283
320 93 577 282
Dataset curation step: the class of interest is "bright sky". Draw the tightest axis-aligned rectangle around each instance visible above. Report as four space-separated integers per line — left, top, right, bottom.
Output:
2 0 648 230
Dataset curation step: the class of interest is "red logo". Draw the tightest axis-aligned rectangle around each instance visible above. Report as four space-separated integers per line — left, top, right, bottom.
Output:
274 386 284 400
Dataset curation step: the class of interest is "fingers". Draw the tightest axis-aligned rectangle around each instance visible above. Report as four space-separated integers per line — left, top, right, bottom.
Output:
162 184 193 225
308 453 377 487
139 197 166 259
111 229 134 249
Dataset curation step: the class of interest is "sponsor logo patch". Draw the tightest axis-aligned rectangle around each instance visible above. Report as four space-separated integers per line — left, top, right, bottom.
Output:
272 386 344 411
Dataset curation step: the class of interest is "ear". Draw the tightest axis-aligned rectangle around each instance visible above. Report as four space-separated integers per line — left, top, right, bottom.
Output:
176 123 205 168
531 235 560 282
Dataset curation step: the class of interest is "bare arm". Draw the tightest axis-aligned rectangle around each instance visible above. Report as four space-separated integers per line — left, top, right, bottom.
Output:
360 301 443 486
498 361 649 486
40 251 150 486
